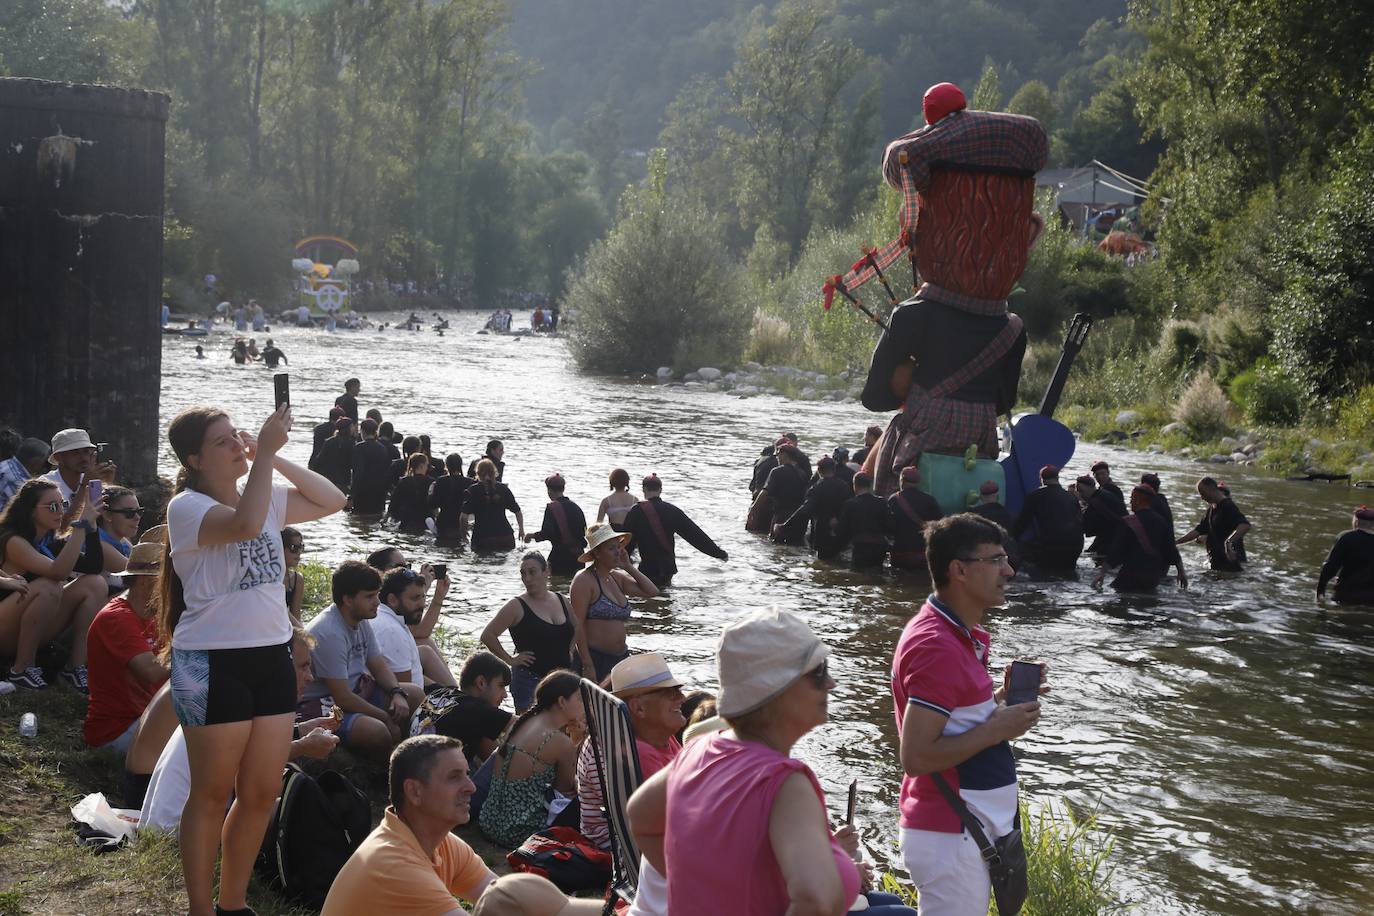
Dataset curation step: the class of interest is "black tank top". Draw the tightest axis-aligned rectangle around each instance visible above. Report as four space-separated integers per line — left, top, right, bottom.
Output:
510 594 574 676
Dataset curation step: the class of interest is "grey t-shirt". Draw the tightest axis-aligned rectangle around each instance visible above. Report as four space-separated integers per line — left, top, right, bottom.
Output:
302 604 380 703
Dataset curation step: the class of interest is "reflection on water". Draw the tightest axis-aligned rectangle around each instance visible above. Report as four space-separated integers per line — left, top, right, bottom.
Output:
160 315 1374 914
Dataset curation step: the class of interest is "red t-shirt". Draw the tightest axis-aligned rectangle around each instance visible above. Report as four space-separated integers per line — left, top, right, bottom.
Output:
636 735 681 778
83 597 166 746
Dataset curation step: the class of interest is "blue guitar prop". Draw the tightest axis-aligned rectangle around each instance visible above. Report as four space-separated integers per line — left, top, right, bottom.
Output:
1001 313 1092 516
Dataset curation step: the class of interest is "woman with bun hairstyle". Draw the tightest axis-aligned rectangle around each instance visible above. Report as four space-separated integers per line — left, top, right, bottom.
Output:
158 404 345 916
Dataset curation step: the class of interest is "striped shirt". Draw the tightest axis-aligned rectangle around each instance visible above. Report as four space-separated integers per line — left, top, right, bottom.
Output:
892 595 1017 836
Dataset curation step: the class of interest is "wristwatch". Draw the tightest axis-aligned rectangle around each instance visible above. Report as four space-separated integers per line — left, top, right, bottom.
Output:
388 686 405 698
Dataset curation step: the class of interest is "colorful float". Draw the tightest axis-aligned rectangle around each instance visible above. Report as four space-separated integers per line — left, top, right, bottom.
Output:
292 235 359 316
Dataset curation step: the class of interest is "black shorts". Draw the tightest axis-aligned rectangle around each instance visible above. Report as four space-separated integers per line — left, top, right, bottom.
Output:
170 640 296 728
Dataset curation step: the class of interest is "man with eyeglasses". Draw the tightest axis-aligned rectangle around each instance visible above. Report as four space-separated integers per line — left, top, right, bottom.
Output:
892 514 1043 915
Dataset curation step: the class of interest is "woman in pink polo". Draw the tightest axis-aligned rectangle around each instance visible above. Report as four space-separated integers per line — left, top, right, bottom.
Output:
627 608 869 916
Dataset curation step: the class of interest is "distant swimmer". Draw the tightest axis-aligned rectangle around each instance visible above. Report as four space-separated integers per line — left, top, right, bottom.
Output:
1316 506 1374 603
194 344 205 359
261 338 287 369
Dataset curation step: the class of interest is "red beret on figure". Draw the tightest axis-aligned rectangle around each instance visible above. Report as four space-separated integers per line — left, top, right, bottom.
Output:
923 82 967 126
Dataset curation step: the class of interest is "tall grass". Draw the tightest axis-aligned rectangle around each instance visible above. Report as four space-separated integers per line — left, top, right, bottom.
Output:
878 799 1129 915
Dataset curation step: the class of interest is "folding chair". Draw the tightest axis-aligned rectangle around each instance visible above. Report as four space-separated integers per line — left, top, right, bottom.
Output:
580 678 644 915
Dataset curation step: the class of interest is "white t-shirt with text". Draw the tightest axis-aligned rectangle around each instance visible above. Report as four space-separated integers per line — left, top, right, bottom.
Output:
167 484 291 651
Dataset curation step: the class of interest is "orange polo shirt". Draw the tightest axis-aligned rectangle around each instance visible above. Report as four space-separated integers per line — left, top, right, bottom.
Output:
322 808 492 915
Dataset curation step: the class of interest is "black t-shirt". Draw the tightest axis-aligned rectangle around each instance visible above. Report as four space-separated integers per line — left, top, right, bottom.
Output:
430 475 474 532
434 695 513 764
334 393 359 420
764 464 806 519
1194 497 1249 566
1012 484 1084 547
1320 529 1374 594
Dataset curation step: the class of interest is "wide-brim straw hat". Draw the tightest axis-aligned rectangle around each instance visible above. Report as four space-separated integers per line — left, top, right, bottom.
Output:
716 607 831 719
579 523 630 563
609 652 683 699
121 541 164 576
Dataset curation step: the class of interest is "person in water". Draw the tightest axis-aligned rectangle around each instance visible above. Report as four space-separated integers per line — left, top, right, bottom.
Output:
1317 505 1374 604
1177 477 1251 572
622 474 728 589
1092 485 1187 592
762 445 809 546
349 419 394 516
1077 474 1127 555
335 377 361 421
835 472 891 569
194 345 205 359
969 479 1014 531
1011 465 1084 576
525 473 588 576
569 524 659 682
887 466 943 571
467 440 505 481
460 458 523 551
429 453 472 541
776 456 851 560
260 338 287 369
1139 472 1174 534
598 468 637 533
1091 461 1123 503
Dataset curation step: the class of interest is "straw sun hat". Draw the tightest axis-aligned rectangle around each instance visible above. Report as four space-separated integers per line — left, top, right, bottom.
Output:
578 522 630 563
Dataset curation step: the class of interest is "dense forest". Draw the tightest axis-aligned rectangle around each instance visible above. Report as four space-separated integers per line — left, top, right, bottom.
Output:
3 0 1372 424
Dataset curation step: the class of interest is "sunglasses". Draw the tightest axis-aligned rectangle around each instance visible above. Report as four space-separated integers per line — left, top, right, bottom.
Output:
285 541 304 552
43 500 69 513
805 661 829 688
107 507 144 519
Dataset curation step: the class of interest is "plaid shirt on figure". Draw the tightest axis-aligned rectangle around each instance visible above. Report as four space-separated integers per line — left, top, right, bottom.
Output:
882 109 1049 191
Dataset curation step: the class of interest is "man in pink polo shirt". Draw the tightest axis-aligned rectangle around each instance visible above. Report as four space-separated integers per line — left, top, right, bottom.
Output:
891 514 1043 915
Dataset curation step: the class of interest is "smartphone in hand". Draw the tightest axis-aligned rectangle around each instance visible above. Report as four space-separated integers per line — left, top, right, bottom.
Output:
88 478 103 505
845 779 858 826
274 373 290 409
1006 660 1043 706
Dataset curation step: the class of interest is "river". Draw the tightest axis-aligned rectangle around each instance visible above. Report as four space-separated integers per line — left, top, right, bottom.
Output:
158 313 1373 914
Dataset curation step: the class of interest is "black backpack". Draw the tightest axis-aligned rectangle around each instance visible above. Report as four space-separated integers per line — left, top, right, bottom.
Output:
255 763 372 909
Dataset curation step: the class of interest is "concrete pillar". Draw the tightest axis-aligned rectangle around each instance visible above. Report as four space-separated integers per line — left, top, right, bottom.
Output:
0 78 170 486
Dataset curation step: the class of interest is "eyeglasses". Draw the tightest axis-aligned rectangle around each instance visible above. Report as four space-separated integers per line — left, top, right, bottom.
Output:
957 553 1012 567
43 500 69 513
107 508 144 519
805 661 829 688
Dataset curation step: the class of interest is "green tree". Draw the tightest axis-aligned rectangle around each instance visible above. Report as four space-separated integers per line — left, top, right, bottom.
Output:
970 60 1002 110
723 0 869 256
1007 79 1055 129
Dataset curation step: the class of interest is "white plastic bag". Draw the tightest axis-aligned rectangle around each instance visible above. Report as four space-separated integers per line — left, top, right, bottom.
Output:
71 792 140 842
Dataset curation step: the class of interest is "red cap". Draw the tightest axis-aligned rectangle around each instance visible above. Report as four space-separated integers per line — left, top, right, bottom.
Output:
1355 505 1374 521
900 465 921 484
979 480 999 496
1039 465 1059 479
923 82 967 125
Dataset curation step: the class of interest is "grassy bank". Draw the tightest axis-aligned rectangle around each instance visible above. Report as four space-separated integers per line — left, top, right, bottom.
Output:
0 561 491 915
877 800 1128 915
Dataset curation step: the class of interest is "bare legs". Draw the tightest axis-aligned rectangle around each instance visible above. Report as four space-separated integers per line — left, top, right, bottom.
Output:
180 713 293 915
61 574 107 668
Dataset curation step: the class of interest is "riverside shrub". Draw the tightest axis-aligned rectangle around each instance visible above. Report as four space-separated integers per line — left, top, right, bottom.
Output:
1173 371 1233 438
565 172 747 373
1230 361 1303 426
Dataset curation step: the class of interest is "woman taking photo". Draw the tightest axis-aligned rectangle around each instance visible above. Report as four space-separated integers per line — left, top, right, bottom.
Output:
479 670 585 849
480 551 575 712
461 457 524 550
160 403 345 916
569 523 658 682
628 608 914 916
387 453 433 532
0 478 107 690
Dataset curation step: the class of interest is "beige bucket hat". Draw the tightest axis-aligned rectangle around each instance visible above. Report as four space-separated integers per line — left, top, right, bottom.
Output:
716 607 831 719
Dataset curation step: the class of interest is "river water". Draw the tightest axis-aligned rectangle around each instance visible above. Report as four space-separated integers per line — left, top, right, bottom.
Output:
158 314 1373 914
